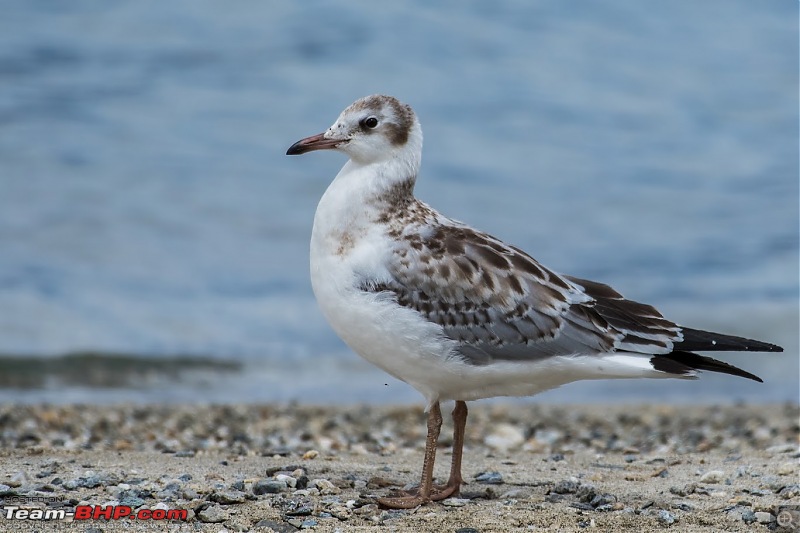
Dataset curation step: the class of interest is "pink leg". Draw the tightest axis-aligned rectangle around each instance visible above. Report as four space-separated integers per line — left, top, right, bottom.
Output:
377 402 443 509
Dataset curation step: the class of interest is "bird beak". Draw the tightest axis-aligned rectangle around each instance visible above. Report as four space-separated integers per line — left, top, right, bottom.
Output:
286 132 341 155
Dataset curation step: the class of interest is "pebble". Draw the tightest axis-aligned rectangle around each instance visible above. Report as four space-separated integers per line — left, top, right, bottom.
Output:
779 484 800 499
699 470 724 483
119 494 146 508
484 424 525 451
669 483 697 497
310 478 340 495
275 474 297 488
0 404 796 529
657 509 675 525
552 479 579 494
671 502 693 512
253 479 286 495
589 493 616 507
475 472 504 485
327 504 352 520
197 504 228 523
766 444 795 455
253 520 296 533
455 528 480 533
210 490 246 504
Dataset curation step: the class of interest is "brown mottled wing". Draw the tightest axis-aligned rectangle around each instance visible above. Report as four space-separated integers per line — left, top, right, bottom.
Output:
369 223 683 365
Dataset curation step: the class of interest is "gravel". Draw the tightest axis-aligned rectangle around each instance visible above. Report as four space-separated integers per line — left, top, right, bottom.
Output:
0 403 796 532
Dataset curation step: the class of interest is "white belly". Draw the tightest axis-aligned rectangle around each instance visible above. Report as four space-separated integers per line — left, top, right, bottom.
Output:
310 250 668 404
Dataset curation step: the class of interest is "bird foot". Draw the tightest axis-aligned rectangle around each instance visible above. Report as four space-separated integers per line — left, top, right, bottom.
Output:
377 482 461 509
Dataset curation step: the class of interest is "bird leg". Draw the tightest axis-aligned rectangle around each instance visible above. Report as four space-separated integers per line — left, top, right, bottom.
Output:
378 401 469 508
429 400 468 500
377 402 443 509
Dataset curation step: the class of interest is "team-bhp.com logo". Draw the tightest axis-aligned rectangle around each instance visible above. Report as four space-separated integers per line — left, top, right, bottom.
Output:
4 504 188 522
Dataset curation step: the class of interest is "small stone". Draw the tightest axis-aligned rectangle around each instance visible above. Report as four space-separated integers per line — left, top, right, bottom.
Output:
197 504 228 523
475 472 504 485
570 502 594 511
671 502 693 512
765 444 795 455
253 519 296 533
300 519 317 529
285 505 314 517
275 474 297 488
327 504 352 520
354 503 379 516
669 484 696 497
302 450 319 460
253 479 286 495
174 450 195 458
442 498 470 507
484 424 525 451
589 493 617 508
741 510 757 524
779 484 800 499
552 480 579 494
455 528 480 533
657 510 675 525
118 489 148 508
754 511 774 524
7 473 25 488
210 490 246 504
777 462 796 476
699 471 724 483
310 479 340 495
226 519 250 532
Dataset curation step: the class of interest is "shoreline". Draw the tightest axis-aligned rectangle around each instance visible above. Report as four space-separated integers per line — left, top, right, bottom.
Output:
1 403 798 532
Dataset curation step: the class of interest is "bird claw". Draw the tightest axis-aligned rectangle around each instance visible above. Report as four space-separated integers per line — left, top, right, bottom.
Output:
377 482 461 509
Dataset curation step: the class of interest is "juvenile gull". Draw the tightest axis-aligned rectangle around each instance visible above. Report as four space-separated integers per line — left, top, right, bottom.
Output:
286 95 783 509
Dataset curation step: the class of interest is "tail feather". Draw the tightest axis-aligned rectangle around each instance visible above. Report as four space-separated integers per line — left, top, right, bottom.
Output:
651 350 763 383
676 327 783 353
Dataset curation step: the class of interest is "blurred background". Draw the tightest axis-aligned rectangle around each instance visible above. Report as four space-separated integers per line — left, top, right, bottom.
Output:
0 1 796 405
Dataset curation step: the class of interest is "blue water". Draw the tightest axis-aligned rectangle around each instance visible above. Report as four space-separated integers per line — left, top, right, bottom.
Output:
0 1 797 404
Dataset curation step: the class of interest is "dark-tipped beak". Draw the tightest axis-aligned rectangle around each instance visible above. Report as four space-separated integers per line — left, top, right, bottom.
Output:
286 132 341 156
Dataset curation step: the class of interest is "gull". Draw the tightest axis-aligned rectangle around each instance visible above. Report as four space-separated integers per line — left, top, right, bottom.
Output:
286 95 783 509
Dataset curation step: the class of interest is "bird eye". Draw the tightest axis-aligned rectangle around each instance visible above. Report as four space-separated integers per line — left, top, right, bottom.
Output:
362 117 379 129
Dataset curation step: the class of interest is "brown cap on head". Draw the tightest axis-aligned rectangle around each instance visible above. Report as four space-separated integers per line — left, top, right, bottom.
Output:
286 95 419 160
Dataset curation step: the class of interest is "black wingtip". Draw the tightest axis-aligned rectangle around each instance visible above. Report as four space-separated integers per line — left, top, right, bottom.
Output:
652 351 764 383
676 327 784 353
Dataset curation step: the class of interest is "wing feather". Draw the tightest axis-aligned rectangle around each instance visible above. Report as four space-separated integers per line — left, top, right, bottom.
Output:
365 220 683 364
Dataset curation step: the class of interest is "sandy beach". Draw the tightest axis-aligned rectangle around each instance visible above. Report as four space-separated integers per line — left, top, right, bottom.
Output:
1 403 798 532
